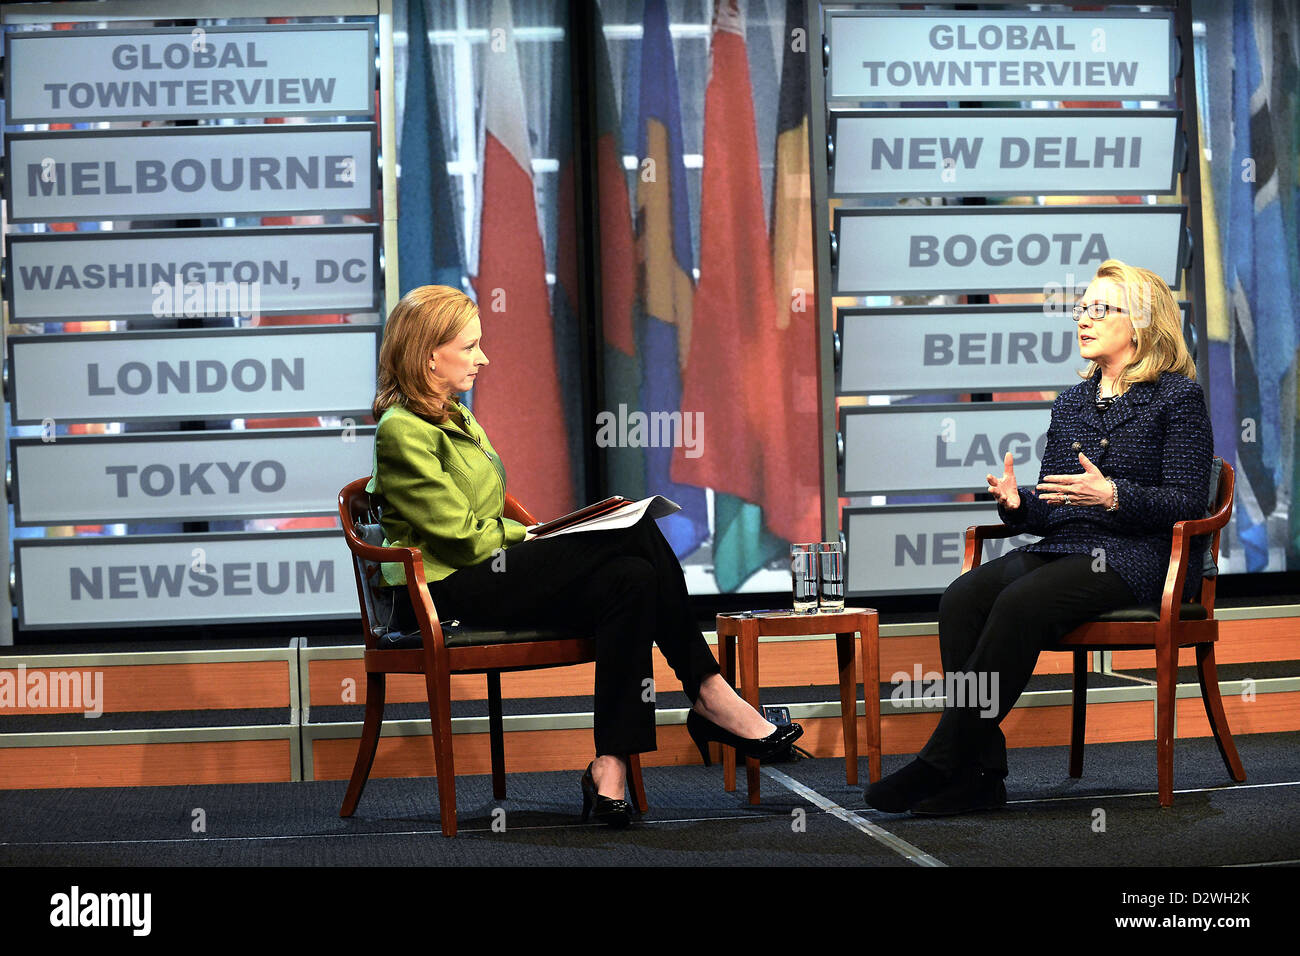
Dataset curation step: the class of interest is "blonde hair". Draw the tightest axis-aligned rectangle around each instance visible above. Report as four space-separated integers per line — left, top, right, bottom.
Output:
372 285 478 422
1078 259 1196 393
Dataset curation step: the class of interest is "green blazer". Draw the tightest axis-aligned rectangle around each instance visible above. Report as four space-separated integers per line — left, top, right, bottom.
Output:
366 402 528 586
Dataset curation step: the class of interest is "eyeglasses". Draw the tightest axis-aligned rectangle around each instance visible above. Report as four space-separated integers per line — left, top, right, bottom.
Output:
1071 302 1129 323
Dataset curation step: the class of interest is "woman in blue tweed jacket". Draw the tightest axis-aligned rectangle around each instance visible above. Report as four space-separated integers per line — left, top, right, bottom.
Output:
867 259 1214 816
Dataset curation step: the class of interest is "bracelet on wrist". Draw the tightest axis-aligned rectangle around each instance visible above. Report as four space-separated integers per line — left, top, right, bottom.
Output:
1106 478 1119 512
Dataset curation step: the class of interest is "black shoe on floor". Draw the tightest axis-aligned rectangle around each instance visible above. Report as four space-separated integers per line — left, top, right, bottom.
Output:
864 757 950 813
909 768 1007 816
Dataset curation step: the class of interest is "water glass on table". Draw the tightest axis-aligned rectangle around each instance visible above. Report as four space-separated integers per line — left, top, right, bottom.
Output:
790 543 818 612
817 541 845 612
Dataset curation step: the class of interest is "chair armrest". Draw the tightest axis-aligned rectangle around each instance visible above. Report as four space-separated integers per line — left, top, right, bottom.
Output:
504 493 538 527
963 524 1021 573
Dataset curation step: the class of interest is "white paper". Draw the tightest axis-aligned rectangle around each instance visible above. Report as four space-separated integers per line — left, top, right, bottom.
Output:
528 495 681 538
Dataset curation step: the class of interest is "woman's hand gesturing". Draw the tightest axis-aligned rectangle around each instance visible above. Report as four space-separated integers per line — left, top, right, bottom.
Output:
986 452 1021 510
1036 452 1112 507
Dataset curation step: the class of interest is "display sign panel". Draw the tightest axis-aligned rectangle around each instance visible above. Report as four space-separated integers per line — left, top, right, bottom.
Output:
845 504 1042 596
825 9 1176 101
830 109 1181 197
837 306 1084 395
6 226 380 322
9 326 379 425
833 206 1187 296
11 427 374 525
840 402 1052 496
836 303 1191 396
15 531 356 629
4 23 375 123
5 125 376 222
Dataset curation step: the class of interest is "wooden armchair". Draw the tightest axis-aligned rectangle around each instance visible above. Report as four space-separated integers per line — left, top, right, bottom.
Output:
961 458 1245 807
337 477 647 836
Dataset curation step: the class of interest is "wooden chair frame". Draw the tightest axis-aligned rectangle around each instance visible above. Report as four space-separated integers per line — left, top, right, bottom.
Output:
961 459 1245 807
337 477 647 836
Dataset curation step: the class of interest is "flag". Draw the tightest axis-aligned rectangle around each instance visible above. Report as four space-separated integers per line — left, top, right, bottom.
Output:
766 0 822 546
672 0 786 590
397 0 464 295
470 0 575 521
1226 0 1294 570
631 0 709 556
589 3 645 504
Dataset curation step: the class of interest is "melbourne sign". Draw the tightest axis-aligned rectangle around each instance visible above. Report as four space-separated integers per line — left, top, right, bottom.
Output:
14 531 356 629
840 402 1053 496
5 124 376 222
844 504 1041 596
825 9 1175 101
829 109 1180 197
832 206 1187 296
4 23 375 123
6 226 380 322
11 428 374 525
9 326 378 425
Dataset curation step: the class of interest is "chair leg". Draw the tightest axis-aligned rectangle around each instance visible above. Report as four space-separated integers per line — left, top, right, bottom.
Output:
487 671 507 800
340 672 387 817
1195 643 1247 783
1155 636 1177 808
425 661 458 836
1069 650 1087 778
628 753 648 813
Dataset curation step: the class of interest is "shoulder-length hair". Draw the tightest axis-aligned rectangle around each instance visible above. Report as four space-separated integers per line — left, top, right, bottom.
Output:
372 285 478 423
1078 259 1196 393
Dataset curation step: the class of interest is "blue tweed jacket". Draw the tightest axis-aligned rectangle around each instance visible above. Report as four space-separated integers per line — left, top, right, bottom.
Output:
998 368 1213 605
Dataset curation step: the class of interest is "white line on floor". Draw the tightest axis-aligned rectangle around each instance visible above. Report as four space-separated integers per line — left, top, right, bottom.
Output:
761 766 945 867
1006 779 1300 806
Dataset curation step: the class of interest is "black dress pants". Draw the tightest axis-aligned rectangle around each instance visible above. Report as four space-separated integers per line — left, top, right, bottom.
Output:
917 550 1136 777
391 514 720 757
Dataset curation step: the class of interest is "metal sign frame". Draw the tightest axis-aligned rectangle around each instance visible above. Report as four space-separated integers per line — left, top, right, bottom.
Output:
3 22 377 124
4 224 383 323
3 123 379 223
7 324 381 425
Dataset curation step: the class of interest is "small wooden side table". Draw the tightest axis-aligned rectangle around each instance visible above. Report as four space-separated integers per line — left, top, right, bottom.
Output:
713 608 880 805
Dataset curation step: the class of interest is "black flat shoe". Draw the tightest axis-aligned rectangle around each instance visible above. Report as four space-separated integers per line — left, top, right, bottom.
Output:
686 709 804 766
909 768 1007 816
864 757 951 813
580 762 633 829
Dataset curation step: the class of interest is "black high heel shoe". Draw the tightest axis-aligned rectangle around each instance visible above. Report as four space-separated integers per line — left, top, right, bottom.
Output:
686 710 803 766
580 762 633 829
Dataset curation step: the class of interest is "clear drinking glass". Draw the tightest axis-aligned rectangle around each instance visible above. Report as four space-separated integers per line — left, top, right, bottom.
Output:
790 544 818 612
817 541 845 612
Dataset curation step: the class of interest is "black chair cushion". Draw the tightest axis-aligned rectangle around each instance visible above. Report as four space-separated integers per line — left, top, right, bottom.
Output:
376 623 575 650
1085 602 1209 624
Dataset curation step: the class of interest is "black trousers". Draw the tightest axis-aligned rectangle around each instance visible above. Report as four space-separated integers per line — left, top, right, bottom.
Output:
917 550 1136 777
391 514 720 757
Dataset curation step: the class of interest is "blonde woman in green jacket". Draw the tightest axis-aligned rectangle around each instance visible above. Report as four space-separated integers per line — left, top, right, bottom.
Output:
368 285 802 828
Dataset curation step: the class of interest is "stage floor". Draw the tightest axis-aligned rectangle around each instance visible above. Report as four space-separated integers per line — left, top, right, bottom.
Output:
2 731 1297 867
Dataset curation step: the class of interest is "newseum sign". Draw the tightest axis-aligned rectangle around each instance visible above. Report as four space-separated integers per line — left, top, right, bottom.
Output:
845 504 1042 597
14 531 356 630
832 205 1188 296
5 124 376 222
4 23 375 123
